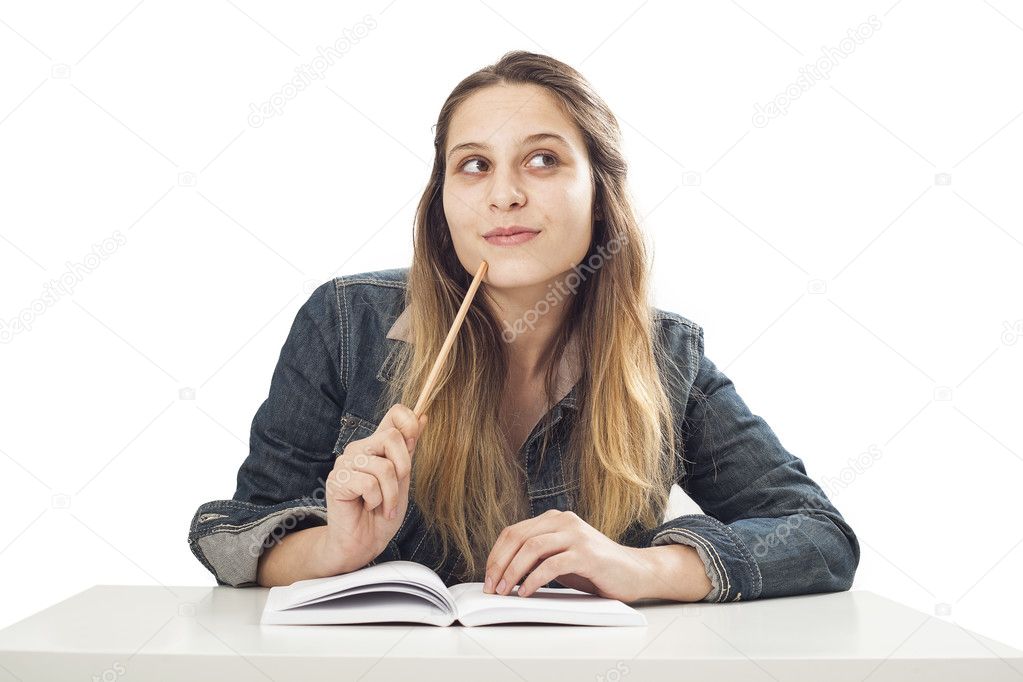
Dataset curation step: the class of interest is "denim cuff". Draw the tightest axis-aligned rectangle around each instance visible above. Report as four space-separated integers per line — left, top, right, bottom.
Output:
188 498 408 586
188 499 328 587
648 513 763 603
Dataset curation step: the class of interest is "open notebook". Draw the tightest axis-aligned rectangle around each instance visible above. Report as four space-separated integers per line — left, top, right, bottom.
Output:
260 560 647 627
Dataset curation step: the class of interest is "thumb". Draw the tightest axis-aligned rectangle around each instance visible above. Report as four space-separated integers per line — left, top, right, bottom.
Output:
407 415 427 452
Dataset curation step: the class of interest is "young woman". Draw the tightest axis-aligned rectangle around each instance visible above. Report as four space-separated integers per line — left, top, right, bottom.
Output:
188 51 859 604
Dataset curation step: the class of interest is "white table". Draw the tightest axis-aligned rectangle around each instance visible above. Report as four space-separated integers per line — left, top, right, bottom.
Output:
0 585 1019 681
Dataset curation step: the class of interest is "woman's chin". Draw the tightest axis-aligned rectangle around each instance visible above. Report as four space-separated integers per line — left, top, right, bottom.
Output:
478 266 553 292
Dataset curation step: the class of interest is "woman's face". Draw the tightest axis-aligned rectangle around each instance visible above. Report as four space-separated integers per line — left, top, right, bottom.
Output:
442 83 595 292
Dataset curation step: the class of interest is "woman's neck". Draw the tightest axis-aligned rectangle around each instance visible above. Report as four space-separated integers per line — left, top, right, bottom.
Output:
485 280 575 382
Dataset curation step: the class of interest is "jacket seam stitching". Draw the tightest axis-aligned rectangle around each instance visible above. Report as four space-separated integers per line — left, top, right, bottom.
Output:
530 482 573 494
335 277 350 393
714 519 763 597
531 480 570 493
393 503 414 542
339 277 405 288
188 501 323 539
676 514 761 599
199 504 327 537
410 529 428 560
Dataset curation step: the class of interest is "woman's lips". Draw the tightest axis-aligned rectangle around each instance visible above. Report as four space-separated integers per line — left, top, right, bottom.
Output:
483 231 539 246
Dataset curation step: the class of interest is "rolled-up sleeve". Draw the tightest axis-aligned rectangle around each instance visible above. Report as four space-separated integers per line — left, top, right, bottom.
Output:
187 279 350 587
645 328 860 602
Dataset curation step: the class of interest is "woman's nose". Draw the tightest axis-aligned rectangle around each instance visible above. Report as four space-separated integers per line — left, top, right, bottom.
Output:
487 167 526 210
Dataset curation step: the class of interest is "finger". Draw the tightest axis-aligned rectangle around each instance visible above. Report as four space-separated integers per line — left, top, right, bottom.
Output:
329 469 382 509
367 427 412 482
518 551 575 598
376 404 427 443
494 531 572 596
408 414 427 451
485 509 568 591
347 428 411 484
351 448 400 516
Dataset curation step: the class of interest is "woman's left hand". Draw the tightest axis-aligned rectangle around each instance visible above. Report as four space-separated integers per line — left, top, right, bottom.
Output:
483 509 659 603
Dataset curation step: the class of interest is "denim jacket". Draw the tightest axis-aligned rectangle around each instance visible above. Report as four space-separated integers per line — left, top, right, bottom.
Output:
187 267 859 602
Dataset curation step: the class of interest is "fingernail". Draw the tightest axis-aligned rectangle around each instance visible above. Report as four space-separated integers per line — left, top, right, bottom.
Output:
497 579 507 594
484 575 492 592
388 508 396 519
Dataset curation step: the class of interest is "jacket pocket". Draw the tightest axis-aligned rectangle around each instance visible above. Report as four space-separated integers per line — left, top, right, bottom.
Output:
332 411 378 455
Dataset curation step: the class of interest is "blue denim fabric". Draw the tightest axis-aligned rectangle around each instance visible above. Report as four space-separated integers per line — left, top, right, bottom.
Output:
187 267 859 601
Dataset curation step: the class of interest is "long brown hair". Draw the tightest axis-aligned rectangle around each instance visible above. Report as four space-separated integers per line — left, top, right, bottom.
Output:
380 50 681 582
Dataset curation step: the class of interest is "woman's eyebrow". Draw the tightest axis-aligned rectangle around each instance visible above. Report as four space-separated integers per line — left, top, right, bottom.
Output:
446 132 571 161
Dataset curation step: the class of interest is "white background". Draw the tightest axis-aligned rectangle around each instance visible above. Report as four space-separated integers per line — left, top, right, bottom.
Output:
1 0 1021 660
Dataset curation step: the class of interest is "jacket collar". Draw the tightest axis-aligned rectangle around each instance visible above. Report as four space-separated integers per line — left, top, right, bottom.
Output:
383 306 582 410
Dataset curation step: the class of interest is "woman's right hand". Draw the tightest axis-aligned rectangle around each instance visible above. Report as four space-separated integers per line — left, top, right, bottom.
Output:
317 404 427 576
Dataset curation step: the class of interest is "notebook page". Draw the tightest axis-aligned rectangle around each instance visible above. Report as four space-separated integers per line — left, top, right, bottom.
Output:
448 582 647 627
285 582 449 611
269 560 454 612
260 590 456 626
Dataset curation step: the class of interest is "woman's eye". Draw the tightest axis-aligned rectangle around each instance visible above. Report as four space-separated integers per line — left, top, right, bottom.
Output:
461 158 489 174
527 152 558 168
458 152 558 175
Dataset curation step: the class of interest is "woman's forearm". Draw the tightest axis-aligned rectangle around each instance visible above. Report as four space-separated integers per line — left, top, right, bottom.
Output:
635 544 714 602
256 525 343 587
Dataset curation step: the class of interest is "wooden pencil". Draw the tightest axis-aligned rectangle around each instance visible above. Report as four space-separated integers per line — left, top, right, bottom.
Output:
412 260 488 418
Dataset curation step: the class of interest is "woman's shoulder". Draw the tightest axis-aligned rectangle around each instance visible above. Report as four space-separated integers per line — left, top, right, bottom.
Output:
652 307 704 351
329 267 409 334
313 269 409 396
651 306 706 389
299 268 408 332
334 267 409 291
